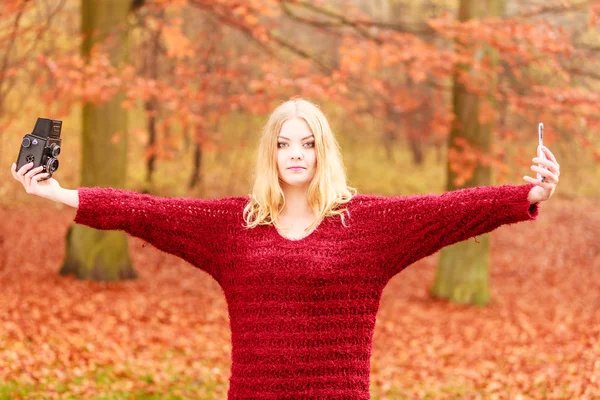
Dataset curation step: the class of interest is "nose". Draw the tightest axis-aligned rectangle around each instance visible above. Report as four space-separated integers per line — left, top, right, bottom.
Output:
290 147 303 160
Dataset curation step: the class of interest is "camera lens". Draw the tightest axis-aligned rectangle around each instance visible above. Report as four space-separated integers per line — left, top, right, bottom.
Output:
22 138 31 148
49 144 61 157
46 158 59 173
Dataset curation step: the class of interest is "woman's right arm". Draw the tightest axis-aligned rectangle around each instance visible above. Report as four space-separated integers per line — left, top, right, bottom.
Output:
54 187 79 208
11 162 238 282
72 186 241 282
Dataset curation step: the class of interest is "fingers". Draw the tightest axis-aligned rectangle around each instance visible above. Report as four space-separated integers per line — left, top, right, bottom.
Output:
523 174 554 189
24 165 44 189
533 157 559 176
539 146 560 171
541 146 558 164
12 162 46 193
523 175 542 186
24 165 44 179
15 162 35 183
31 172 50 186
534 146 560 177
526 145 560 190
17 161 34 176
530 165 559 184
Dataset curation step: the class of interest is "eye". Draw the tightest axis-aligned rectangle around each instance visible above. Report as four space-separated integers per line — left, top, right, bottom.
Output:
277 142 287 148
304 142 315 148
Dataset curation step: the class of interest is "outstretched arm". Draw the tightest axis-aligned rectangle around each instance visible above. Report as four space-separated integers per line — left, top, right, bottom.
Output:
11 161 245 282
371 145 560 278
386 183 539 275
73 187 244 282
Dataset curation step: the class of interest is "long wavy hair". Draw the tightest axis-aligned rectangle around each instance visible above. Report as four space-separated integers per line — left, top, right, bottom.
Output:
243 98 357 233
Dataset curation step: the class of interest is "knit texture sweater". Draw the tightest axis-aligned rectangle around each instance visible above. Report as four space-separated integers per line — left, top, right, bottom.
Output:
74 183 539 399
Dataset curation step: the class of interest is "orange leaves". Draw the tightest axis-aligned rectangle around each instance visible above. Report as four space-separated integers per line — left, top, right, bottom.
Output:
408 68 427 84
183 0 279 42
591 2 600 27
448 138 510 187
478 100 495 125
448 139 477 187
0 0 30 16
3 0 598 172
162 25 193 59
37 51 125 109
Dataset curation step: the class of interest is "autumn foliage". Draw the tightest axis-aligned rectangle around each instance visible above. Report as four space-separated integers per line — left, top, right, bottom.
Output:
1 195 599 399
1 0 600 398
14 0 598 185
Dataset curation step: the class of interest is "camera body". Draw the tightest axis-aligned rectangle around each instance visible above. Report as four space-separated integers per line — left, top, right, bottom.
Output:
16 118 62 179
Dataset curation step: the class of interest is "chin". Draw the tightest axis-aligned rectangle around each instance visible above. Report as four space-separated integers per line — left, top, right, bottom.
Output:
281 176 313 187
283 180 310 188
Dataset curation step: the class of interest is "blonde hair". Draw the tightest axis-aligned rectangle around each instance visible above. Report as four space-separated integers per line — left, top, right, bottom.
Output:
243 98 357 232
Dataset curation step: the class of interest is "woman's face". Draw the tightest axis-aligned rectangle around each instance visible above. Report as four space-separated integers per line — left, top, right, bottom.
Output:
276 117 317 189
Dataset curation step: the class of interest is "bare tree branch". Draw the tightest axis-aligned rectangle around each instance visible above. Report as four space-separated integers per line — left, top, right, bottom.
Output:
280 0 382 44
565 66 600 80
280 0 436 41
514 1 590 18
266 32 333 73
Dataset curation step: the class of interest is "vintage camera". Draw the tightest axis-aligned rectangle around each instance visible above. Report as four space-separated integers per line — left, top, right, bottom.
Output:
15 118 62 180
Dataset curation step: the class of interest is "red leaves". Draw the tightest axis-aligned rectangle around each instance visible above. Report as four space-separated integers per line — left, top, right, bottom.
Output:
372 197 600 397
7 0 596 170
162 25 193 59
478 100 495 125
2 195 599 398
0 207 233 397
591 2 600 27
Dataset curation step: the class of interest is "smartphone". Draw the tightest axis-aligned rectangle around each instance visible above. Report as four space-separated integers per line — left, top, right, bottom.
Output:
537 123 545 181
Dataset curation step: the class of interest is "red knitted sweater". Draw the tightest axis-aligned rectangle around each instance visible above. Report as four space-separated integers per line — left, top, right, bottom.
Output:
74 183 539 399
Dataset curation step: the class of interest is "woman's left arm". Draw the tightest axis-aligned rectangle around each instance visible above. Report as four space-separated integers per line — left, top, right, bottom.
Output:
377 145 560 278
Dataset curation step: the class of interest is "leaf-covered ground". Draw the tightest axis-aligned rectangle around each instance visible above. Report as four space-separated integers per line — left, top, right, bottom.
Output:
1 197 598 399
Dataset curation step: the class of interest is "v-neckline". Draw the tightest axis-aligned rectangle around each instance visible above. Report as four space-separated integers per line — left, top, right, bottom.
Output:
272 218 324 243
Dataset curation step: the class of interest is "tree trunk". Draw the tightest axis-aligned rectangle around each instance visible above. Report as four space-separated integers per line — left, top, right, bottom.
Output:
188 126 203 190
431 0 503 305
144 12 162 191
60 0 136 281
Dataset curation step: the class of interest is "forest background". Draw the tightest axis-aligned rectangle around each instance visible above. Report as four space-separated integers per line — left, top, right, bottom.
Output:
0 0 599 399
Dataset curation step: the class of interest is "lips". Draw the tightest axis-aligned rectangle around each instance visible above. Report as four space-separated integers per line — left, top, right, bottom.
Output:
288 166 305 170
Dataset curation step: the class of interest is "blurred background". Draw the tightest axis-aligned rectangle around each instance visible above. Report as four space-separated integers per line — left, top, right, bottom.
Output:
0 0 599 399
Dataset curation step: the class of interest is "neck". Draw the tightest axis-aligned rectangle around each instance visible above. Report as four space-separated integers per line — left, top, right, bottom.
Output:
280 185 314 218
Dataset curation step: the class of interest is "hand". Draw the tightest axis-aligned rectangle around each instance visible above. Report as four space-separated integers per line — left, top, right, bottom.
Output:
11 161 61 201
524 146 560 204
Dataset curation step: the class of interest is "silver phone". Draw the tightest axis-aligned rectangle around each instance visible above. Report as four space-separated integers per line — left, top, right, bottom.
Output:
537 123 545 181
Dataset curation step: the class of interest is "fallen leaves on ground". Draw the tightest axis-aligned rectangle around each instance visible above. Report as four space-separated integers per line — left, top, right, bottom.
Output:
0 196 598 399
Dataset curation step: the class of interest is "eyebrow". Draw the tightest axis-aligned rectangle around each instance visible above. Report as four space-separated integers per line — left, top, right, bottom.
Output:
278 135 314 141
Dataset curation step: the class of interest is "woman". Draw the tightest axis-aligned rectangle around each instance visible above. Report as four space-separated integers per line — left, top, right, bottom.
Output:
11 98 559 399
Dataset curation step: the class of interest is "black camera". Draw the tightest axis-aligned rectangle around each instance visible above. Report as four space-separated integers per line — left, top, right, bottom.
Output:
15 118 62 179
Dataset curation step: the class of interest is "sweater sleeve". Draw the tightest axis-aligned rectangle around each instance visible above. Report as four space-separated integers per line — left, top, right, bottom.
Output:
73 187 242 282
365 183 539 279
